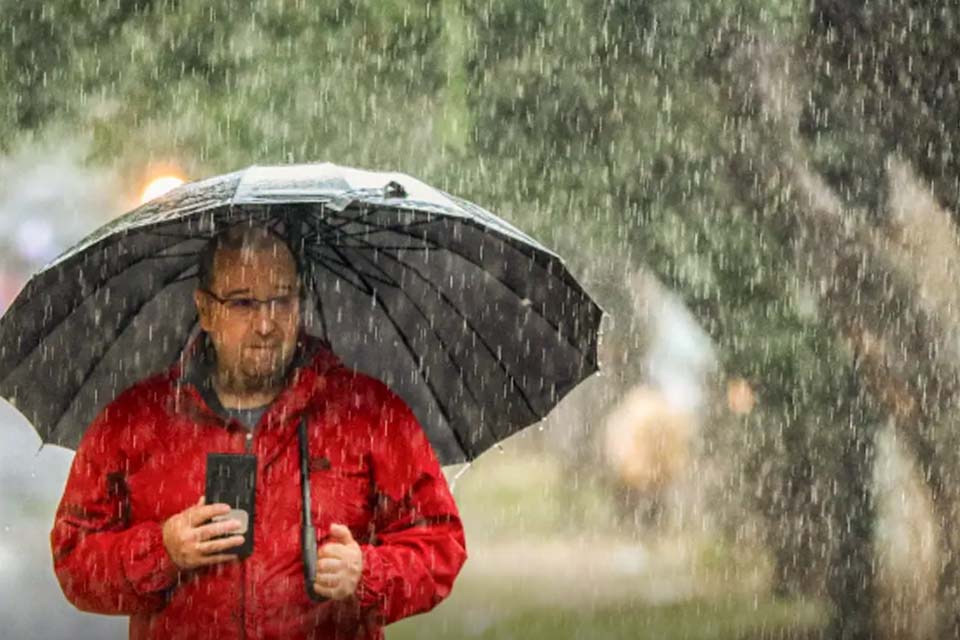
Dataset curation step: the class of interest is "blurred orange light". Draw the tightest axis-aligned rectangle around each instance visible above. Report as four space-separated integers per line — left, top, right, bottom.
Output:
140 175 185 204
727 378 756 415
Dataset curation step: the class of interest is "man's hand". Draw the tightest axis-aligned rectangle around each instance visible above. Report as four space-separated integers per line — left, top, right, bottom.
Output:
313 523 363 600
162 497 244 571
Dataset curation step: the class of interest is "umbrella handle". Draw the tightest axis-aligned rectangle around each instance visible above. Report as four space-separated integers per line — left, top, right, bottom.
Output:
299 417 328 603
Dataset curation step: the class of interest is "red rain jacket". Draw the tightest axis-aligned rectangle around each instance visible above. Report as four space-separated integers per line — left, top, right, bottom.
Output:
50 335 467 639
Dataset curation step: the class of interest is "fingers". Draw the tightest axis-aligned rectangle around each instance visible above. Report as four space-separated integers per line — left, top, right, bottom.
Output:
312 529 362 601
187 503 233 526
314 572 340 588
164 499 246 571
197 535 245 555
313 572 358 600
313 570 343 601
194 519 244 542
318 557 343 573
313 581 335 599
328 523 353 540
318 542 350 559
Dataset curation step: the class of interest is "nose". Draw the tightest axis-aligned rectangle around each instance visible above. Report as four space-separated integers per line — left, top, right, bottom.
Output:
253 301 277 336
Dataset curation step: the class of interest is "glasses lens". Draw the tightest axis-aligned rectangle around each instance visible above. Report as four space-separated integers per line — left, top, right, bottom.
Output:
213 292 298 317
271 295 298 315
225 298 256 313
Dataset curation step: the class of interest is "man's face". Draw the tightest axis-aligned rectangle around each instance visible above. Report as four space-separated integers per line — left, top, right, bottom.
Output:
193 242 301 391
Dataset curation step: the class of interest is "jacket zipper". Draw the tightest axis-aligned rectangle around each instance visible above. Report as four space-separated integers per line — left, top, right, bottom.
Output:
241 429 253 640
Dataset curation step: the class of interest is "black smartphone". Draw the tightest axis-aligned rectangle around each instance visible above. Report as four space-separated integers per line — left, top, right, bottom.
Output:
205 453 257 558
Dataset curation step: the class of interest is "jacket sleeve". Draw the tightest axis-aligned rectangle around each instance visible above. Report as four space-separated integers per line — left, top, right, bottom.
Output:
50 397 179 614
356 388 468 625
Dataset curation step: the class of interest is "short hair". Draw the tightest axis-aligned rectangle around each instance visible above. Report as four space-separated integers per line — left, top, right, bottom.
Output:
197 224 298 291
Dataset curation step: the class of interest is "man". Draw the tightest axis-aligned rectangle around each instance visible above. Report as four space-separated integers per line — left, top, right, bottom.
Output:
51 224 467 639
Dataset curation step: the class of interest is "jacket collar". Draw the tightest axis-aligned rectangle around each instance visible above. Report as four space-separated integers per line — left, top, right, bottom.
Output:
173 331 343 427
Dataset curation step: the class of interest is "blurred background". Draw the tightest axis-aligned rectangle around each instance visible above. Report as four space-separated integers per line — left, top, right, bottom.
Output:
4 1 960 638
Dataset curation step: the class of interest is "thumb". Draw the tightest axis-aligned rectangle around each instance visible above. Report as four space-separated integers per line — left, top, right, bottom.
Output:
329 523 353 541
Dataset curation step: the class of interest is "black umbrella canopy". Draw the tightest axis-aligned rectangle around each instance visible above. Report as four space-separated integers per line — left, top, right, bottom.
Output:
0 163 602 465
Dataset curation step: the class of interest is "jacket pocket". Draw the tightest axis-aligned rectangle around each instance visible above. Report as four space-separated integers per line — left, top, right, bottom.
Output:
309 462 373 534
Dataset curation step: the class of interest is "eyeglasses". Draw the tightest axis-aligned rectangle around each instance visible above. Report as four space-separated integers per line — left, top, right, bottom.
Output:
202 289 300 318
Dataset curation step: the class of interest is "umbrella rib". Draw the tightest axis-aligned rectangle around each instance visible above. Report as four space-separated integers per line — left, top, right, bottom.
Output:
301 205 403 235
308 214 582 346
304 246 392 291
342 243 540 429
438 216 597 326
171 268 200 284
142 251 202 260
340 248 492 425
319 219 586 354
294 214 428 289
8 234 202 374
267 217 286 236
320 216 439 242
299 211 334 240
309 256 374 295
149 231 210 241
321 206 386 233
304 268 330 342
324 243 472 460
48 259 201 440
303 236 361 270
327 244 440 252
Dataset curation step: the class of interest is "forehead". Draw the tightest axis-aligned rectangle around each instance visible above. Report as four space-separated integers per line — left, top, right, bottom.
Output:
209 244 299 291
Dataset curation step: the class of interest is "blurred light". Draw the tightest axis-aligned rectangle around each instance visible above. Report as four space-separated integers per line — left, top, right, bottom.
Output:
140 175 185 204
0 538 19 576
15 219 55 261
727 378 756 415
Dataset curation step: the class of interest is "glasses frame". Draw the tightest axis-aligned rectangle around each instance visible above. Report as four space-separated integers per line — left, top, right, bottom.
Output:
200 287 302 318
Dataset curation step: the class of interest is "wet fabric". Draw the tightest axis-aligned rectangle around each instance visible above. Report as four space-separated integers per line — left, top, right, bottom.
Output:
50 335 467 640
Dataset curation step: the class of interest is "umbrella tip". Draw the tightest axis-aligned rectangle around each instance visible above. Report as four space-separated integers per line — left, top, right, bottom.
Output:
449 462 473 494
384 181 406 199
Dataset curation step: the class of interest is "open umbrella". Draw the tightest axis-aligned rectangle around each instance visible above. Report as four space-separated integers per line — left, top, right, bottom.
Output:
0 162 602 464
1 161 603 602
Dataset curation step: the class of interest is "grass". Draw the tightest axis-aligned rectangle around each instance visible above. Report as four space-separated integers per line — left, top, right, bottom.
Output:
444 443 621 543
384 448 825 639
388 594 824 640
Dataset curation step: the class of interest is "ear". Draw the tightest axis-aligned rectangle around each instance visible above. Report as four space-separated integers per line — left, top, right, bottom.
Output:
194 289 213 331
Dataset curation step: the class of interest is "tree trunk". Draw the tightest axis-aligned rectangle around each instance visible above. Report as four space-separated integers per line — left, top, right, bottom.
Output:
824 363 878 640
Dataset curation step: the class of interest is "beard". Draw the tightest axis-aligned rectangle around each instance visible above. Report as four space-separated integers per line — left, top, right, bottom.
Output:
220 343 296 394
